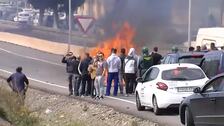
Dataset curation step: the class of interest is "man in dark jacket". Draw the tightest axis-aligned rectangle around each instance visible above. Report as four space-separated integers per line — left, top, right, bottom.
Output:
79 53 92 96
152 47 162 65
119 48 126 94
62 52 79 96
7 67 29 99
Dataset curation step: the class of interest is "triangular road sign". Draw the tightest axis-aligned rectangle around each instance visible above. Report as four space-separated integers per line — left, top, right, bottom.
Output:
75 16 95 34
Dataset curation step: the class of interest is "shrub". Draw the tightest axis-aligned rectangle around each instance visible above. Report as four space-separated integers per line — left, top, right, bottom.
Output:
0 86 39 126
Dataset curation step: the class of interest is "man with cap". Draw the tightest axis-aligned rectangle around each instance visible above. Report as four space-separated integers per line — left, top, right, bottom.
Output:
138 47 153 77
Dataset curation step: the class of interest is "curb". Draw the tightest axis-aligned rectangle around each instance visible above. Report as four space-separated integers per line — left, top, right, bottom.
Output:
0 32 90 55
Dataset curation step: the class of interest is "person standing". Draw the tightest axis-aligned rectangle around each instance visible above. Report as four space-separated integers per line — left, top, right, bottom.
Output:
119 48 126 95
62 52 77 96
196 46 201 52
210 43 218 50
152 47 162 65
79 53 92 96
138 47 153 77
7 67 29 100
106 48 121 96
88 56 97 98
124 48 137 97
95 52 107 99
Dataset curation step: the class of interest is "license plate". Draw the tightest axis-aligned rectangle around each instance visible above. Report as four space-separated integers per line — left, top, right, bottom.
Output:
177 87 195 92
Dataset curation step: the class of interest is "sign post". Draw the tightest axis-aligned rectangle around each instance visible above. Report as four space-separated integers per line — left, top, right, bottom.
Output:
75 16 95 52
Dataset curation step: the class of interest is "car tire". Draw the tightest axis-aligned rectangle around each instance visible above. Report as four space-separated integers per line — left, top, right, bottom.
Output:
153 96 162 115
185 107 195 126
136 93 145 111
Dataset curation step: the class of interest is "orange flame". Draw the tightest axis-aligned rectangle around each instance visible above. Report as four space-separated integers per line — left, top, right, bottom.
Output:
90 22 136 58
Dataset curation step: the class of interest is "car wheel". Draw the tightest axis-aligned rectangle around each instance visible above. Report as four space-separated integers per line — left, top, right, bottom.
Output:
185 107 195 126
136 93 145 111
153 96 161 115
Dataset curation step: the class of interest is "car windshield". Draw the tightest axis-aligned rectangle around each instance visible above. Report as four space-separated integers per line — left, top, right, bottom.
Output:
162 68 205 81
179 56 203 66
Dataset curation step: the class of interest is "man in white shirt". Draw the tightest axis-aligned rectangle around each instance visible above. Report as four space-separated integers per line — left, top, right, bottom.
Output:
106 48 121 96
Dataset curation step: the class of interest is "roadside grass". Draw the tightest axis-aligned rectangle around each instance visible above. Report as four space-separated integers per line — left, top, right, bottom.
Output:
0 85 39 126
66 121 85 126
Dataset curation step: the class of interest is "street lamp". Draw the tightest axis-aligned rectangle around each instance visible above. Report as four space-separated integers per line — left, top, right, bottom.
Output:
68 0 72 52
188 0 192 48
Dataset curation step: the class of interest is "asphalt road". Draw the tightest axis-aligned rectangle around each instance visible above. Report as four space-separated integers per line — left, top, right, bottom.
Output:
0 41 182 126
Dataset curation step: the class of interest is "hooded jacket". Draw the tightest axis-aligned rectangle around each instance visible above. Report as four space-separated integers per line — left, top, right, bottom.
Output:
124 48 137 74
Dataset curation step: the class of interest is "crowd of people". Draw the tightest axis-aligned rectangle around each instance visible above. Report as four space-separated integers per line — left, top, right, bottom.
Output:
6 43 220 101
61 47 162 99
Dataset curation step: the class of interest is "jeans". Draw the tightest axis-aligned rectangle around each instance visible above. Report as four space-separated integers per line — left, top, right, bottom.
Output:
68 73 73 94
125 73 136 94
80 74 91 96
94 76 105 97
73 74 81 96
106 72 119 96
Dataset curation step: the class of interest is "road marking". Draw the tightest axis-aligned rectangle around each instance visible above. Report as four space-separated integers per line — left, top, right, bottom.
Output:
0 47 64 67
0 68 136 104
106 96 136 105
0 69 67 89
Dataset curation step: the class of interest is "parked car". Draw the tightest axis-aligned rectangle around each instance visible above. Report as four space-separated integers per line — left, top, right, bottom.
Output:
161 52 205 66
135 64 208 115
200 50 224 78
14 12 32 23
180 74 224 126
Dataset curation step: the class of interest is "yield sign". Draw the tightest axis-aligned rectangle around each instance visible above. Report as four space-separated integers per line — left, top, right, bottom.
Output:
75 16 95 34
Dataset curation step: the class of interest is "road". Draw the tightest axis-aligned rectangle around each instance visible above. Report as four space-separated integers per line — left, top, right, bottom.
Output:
0 41 182 126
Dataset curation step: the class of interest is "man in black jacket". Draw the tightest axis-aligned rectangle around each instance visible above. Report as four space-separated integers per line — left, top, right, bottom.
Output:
79 53 92 96
62 52 79 96
7 67 29 100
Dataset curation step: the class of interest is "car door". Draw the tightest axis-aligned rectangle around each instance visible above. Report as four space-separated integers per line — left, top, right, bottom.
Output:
142 67 160 106
139 68 152 105
212 77 224 125
190 77 224 125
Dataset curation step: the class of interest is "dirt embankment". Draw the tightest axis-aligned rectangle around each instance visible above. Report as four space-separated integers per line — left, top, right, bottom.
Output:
25 89 158 126
0 79 158 126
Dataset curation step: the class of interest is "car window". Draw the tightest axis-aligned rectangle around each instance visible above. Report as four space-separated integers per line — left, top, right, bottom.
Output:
170 56 176 64
162 68 205 81
144 68 159 81
204 77 224 93
201 55 220 78
164 56 171 64
179 57 203 66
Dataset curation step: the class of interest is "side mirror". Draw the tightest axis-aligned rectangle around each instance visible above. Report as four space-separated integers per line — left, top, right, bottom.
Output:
136 77 144 83
193 87 202 94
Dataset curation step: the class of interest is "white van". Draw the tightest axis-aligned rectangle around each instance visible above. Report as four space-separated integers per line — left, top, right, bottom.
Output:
196 27 224 49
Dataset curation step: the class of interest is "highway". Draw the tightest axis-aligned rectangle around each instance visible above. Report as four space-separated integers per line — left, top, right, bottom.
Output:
0 41 182 126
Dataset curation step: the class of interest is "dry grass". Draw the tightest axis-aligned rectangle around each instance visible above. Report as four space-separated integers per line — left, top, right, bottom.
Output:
0 85 39 126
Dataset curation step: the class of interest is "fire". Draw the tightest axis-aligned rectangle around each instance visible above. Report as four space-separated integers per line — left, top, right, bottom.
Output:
90 22 136 58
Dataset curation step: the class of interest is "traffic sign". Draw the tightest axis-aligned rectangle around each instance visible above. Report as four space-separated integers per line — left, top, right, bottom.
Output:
75 16 95 34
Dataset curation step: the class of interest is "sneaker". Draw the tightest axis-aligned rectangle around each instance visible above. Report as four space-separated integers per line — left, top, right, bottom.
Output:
125 94 129 97
100 96 104 99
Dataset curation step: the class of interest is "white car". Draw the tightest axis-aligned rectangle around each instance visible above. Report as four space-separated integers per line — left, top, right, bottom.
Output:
135 63 208 115
14 12 32 22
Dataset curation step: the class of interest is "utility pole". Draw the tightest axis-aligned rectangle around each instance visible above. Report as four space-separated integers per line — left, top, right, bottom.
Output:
68 0 72 52
188 0 192 48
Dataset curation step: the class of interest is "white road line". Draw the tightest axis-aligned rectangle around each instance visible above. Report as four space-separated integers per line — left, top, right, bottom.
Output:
0 68 135 104
0 69 67 89
106 96 136 105
0 47 64 67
